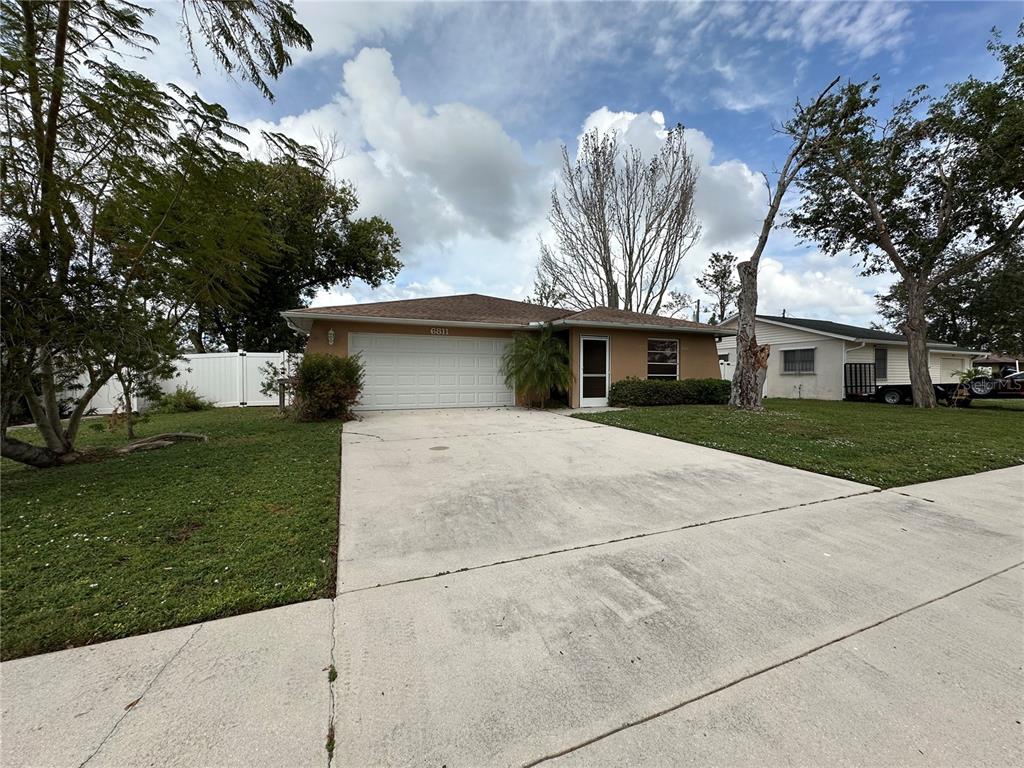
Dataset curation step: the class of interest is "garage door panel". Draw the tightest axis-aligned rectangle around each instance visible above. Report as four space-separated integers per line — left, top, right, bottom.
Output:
350 333 514 410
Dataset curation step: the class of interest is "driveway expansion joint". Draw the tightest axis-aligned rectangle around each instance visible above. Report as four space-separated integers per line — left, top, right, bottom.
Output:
336 488 882 597
518 559 1024 767
76 622 204 768
342 423 604 445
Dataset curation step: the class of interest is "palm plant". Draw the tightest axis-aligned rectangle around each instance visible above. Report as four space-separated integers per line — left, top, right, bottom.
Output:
501 325 573 408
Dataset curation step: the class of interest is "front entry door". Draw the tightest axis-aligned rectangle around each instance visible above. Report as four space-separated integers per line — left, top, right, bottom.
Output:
580 336 609 407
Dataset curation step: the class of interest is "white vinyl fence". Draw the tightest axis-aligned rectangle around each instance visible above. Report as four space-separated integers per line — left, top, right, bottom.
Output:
76 351 300 414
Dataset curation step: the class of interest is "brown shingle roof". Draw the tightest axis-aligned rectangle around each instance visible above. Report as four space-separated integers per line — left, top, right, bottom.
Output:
560 306 721 332
285 293 565 324
283 293 729 334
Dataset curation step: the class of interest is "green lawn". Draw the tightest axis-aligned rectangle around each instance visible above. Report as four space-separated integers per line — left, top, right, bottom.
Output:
1 408 341 660
575 398 1023 489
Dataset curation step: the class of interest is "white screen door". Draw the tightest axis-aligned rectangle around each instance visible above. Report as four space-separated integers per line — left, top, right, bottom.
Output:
580 336 609 407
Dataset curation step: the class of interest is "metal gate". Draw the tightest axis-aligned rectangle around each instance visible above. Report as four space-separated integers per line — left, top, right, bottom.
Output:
844 362 876 399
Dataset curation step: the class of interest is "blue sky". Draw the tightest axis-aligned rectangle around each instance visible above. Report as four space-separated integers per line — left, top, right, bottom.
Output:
142 1 1020 326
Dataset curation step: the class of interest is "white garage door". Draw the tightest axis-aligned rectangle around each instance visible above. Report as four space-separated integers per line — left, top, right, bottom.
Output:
350 332 514 410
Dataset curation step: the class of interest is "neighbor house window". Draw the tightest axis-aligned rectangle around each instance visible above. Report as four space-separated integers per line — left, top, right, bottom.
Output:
647 339 678 380
782 348 815 374
874 346 888 379
718 353 730 363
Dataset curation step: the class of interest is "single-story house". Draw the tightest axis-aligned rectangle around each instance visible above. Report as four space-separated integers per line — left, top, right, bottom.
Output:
282 294 729 410
715 314 981 401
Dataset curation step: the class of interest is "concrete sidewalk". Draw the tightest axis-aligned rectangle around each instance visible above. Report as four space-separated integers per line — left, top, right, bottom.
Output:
1 600 333 768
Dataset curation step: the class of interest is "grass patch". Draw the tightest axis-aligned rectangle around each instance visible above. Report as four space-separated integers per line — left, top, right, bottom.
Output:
1 408 341 660
575 398 1023 489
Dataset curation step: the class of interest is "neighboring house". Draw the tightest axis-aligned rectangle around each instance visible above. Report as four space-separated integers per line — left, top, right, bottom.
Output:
715 314 981 401
282 294 730 410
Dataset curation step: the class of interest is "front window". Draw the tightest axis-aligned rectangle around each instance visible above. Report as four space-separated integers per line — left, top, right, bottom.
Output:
782 348 815 374
875 346 888 379
647 339 678 380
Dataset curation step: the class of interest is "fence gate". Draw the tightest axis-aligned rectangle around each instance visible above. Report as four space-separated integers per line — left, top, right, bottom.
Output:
844 362 876 399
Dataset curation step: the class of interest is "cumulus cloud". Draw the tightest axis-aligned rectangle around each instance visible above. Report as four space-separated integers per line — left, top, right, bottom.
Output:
757 257 879 322
291 1 419 61
247 47 547 257
254 61 884 325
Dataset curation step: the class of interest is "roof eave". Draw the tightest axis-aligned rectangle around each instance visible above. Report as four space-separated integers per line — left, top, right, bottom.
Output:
549 318 735 336
279 310 532 331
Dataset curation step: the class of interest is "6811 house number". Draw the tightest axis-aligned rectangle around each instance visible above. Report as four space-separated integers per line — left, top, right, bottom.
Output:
429 327 449 335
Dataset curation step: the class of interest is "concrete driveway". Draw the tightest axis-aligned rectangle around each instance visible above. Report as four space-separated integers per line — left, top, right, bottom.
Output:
335 408 1023 767
2 408 1020 767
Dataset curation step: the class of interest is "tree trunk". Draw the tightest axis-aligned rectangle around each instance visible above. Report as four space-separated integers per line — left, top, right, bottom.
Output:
189 328 207 354
729 260 769 410
0 433 66 468
902 289 937 408
122 379 135 440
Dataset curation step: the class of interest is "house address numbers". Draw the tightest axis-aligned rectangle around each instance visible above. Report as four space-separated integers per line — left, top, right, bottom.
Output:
430 327 449 335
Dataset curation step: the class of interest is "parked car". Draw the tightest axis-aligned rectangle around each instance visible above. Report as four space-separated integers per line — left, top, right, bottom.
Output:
968 371 1024 398
873 383 962 405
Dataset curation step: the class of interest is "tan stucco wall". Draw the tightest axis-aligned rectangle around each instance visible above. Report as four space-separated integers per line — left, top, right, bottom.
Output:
305 320 517 357
567 327 722 408
304 320 721 409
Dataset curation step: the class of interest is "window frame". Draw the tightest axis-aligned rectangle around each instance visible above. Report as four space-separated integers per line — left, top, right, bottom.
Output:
646 338 679 381
780 347 816 375
874 346 888 380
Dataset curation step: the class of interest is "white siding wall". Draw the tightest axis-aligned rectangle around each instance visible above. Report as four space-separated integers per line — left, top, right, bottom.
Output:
847 343 974 385
716 322 845 399
716 319 977 400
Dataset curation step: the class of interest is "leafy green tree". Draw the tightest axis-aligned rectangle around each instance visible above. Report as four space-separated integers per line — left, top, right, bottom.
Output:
788 28 1024 407
500 326 573 408
0 0 311 467
188 151 401 353
878 243 1023 356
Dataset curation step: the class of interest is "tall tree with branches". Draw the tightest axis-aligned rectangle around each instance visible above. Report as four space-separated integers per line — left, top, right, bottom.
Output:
536 125 701 314
0 0 312 467
789 28 1024 407
729 76 859 410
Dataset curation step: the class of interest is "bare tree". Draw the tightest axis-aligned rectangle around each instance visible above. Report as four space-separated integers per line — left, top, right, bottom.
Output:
730 76 853 410
537 125 701 314
696 251 739 324
662 290 694 319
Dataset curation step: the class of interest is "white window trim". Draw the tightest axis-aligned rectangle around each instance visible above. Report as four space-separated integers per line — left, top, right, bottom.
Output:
647 337 679 380
780 346 816 375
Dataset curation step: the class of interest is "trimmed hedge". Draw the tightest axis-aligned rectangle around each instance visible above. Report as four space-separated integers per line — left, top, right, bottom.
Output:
608 377 731 407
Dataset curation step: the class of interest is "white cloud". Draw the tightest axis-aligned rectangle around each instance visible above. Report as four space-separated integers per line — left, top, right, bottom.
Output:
292 1 419 61
246 47 547 256
311 289 358 308
757 256 880 323
249 62 884 327
732 1 911 59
